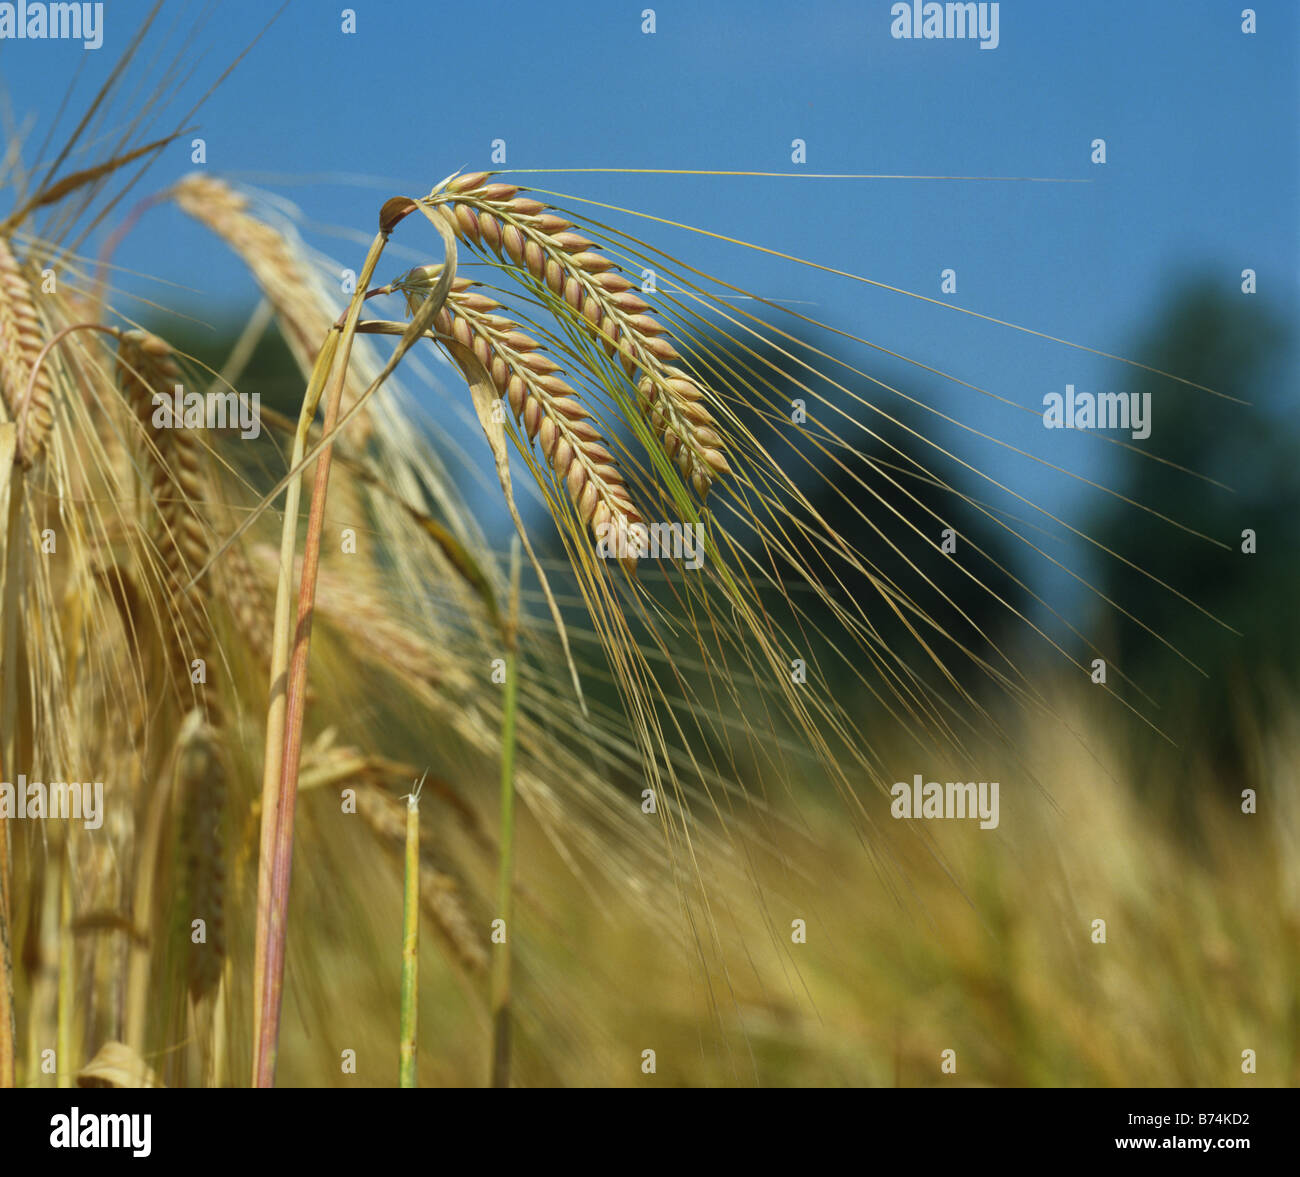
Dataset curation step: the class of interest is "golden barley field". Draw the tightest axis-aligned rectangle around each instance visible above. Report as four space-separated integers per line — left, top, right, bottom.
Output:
0 4 1295 1092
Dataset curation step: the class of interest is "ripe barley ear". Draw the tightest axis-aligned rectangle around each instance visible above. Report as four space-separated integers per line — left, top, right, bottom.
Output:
427 175 731 497
0 238 54 467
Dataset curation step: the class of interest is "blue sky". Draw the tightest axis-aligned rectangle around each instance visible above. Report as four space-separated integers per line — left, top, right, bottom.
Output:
1 0 1295 592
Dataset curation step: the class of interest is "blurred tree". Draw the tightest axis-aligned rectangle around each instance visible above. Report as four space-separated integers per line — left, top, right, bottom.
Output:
1084 279 1296 768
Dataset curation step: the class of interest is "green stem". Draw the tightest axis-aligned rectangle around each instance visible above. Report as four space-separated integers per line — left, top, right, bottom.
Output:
56 844 73 1089
0 470 26 1088
399 781 422 1088
489 538 522 1088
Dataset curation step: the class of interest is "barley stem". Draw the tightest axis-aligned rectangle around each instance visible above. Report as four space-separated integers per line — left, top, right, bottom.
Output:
251 328 339 1077
489 537 522 1089
250 192 454 1082
399 778 422 1089
0 471 23 1089
254 202 448 1085
256 232 389 1086
56 844 73 1089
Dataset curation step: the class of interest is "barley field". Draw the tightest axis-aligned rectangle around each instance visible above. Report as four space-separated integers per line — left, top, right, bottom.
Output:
0 2 1295 1093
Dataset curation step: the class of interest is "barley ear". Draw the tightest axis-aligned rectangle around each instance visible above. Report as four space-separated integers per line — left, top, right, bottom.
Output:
398 268 641 548
0 239 54 467
114 331 227 1004
428 178 732 497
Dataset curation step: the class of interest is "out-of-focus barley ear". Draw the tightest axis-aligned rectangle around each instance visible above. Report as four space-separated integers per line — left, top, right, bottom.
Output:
217 538 274 675
178 724 227 1001
0 417 17 1088
114 331 227 1078
0 242 61 1083
171 174 375 443
0 237 54 467
115 330 213 697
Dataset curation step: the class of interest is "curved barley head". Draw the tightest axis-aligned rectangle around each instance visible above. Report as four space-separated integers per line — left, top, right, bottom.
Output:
114 328 228 1002
423 172 731 499
114 328 214 697
398 268 641 547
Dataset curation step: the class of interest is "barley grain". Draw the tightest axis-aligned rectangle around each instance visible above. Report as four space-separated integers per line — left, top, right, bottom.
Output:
0 238 53 466
401 270 640 543
427 175 731 497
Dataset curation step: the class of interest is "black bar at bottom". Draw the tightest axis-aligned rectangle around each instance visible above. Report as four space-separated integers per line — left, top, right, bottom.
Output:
3 1086 1291 1163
